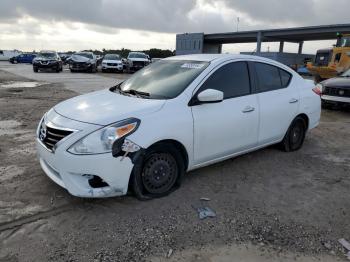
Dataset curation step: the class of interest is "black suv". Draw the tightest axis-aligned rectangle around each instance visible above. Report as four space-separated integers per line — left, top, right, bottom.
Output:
319 69 350 108
33 51 63 73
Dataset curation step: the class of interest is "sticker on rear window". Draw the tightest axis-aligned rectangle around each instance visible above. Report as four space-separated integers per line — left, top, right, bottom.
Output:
181 63 205 69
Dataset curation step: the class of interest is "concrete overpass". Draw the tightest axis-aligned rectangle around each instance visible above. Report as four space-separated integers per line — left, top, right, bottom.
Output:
176 24 350 55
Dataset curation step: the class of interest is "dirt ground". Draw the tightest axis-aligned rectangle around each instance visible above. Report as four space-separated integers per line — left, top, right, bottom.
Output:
0 69 349 262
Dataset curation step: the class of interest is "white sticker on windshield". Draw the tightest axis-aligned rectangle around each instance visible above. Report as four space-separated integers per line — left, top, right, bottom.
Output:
181 63 204 69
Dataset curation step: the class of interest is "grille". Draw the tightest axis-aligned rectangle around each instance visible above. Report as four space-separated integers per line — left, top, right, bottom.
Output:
132 61 145 67
39 123 73 151
314 51 331 66
323 86 350 98
107 63 118 66
72 62 87 68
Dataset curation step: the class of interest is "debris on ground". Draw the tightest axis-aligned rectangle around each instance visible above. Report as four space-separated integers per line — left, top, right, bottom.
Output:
200 197 210 201
338 238 350 260
196 207 216 220
166 248 173 258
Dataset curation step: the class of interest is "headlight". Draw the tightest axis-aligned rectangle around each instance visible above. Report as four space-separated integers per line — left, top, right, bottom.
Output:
68 118 140 155
316 83 324 93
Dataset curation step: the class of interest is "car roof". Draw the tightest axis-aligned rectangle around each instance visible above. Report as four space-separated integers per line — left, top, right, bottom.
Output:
165 53 276 63
164 53 294 72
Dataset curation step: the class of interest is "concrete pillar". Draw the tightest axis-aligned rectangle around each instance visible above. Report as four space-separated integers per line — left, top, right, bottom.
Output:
298 41 304 54
279 41 284 53
256 31 262 54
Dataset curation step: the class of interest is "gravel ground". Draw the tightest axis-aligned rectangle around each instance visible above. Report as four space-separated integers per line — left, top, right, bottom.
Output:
0 69 349 262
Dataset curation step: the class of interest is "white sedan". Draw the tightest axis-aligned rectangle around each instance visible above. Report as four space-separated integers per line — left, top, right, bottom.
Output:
36 54 321 199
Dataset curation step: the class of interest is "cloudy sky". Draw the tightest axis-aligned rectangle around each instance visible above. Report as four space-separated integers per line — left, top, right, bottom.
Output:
0 0 348 53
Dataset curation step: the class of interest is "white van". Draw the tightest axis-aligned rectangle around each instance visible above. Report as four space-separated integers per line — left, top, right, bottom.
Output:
0 50 21 61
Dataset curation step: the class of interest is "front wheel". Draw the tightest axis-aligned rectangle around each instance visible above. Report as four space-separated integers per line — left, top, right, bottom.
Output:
131 144 185 200
281 117 307 152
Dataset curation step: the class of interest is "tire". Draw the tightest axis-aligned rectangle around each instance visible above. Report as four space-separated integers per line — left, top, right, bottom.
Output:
281 116 307 152
131 143 185 200
56 66 60 73
70 69 76 73
33 67 38 73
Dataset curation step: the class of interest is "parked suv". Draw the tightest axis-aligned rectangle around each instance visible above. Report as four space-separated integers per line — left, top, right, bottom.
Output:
36 54 321 199
127 52 150 71
33 51 63 73
316 68 350 108
70 52 97 73
102 54 124 73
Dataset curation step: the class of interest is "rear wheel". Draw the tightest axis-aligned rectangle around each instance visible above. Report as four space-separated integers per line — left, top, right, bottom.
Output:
281 116 307 152
131 144 185 200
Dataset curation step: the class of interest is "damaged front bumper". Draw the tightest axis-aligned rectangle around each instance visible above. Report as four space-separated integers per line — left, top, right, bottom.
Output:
36 112 139 198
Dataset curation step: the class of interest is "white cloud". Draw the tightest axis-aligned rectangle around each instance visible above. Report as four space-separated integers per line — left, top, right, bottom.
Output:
0 0 347 51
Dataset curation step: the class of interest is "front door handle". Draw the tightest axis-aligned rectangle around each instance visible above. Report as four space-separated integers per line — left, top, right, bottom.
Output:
242 106 255 113
289 98 299 104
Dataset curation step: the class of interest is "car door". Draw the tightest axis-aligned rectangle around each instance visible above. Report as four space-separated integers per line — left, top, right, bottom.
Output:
253 62 299 145
191 61 259 165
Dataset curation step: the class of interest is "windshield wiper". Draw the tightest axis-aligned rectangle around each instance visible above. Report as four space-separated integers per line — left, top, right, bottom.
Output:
124 89 150 98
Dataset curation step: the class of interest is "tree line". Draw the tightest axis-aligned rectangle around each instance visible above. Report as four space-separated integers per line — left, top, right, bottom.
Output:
81 48 175 58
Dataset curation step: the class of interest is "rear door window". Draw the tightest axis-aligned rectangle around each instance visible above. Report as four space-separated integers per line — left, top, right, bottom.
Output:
254 62 292 92
198 61 251 99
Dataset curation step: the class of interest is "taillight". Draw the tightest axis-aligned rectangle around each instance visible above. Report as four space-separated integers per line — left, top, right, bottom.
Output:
312 87 322 96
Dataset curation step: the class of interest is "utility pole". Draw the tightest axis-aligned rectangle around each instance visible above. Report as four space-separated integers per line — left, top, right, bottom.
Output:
236 17 240 32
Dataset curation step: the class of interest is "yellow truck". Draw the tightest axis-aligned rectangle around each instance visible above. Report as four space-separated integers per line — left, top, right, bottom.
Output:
307 33 350 82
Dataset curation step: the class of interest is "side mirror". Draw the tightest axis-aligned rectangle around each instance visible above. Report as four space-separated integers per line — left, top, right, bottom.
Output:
197 89 224 104
189 89 224 106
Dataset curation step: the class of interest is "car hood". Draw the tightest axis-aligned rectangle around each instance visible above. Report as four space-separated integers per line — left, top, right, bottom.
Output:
35 58 56 62
103 59 122 63
71 55 91 63
54 89 165 126
322 77 350 88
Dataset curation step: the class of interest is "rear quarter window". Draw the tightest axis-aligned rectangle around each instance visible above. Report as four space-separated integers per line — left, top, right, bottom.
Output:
279 69 292 87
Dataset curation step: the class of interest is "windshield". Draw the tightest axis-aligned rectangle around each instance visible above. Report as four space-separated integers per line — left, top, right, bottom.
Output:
128 53 147 59
75 52 93 59
120 60 209 99
339 36 350 47
38 53 56 59
341 69 350 77
104 54 121 60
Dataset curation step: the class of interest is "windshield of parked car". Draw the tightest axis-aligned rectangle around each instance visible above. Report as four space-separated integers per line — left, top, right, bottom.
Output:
340 69 350 77
75 52 93 59
104 54 121 60
128 53 147 59
119 60 209 99
38 53 56 59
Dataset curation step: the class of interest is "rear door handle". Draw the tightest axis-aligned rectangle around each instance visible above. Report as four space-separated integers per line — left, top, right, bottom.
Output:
289 98 299 104
242 106 255 113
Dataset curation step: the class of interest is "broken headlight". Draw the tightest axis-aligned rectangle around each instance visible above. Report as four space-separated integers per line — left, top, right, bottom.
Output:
68 118 140 155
